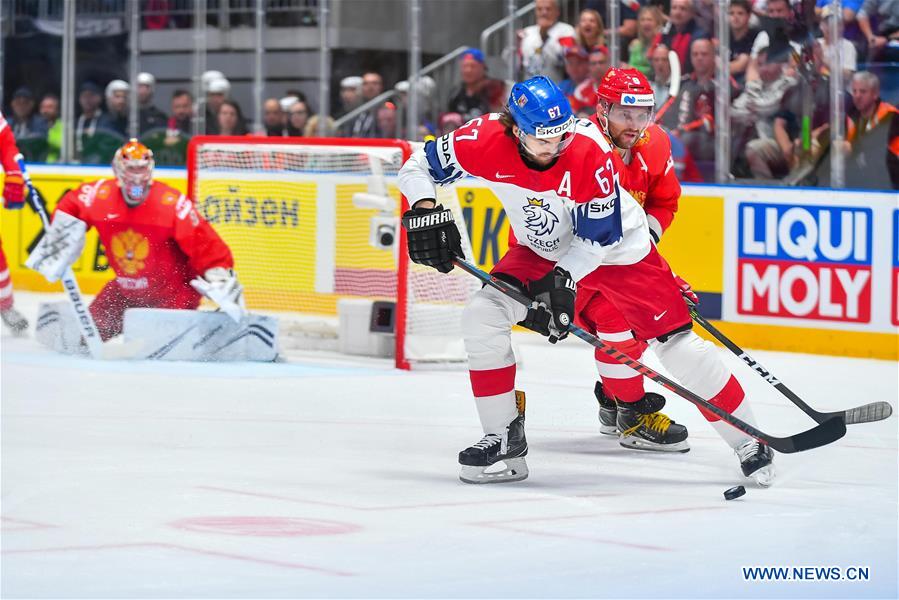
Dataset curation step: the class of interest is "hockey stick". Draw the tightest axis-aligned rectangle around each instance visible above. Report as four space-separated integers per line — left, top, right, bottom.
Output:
452 257 846 454
16 155 103 359
686 301 893 426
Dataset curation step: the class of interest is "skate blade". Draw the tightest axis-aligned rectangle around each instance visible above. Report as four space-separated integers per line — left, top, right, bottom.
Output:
459 458 529 484
749 464 776 488
619 435 690 453
599 424 619 436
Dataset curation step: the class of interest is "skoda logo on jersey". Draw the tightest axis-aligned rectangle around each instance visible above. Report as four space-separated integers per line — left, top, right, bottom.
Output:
523 197 559 236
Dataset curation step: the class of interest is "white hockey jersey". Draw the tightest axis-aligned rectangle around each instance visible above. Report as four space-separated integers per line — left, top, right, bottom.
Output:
397 114 651 282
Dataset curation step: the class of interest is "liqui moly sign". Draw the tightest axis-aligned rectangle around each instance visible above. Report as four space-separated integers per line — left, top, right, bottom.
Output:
737 203 873 323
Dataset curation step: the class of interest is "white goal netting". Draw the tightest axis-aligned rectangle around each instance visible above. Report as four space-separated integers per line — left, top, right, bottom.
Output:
188 137 480 368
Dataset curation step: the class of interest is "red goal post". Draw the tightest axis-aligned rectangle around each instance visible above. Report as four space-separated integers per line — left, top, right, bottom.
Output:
186 136 478 369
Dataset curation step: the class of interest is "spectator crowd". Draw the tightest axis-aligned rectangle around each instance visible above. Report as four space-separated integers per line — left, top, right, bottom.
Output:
4 0 897 188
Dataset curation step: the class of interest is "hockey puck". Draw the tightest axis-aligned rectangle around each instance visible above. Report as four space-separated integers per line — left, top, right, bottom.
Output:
723 485 746 500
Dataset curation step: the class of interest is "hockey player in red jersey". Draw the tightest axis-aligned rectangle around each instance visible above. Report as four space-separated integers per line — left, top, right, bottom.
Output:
0 110 30 334
577 67 773 483
582 67 690 449
399 76 773 486
28 139 242 342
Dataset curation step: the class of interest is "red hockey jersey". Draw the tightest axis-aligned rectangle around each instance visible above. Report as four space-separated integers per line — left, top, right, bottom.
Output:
55 179 233 297
588 120 681 242
0 111 22 174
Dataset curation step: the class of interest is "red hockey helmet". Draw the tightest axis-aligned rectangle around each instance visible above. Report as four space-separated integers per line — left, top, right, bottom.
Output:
597 67 655 108
595 67 655 148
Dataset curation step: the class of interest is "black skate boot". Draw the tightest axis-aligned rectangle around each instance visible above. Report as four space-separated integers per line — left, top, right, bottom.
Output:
617 393 690 452
595 382 618 435
596 382 669 436
1 307 28 336
459 391 528 484
736 439 775 487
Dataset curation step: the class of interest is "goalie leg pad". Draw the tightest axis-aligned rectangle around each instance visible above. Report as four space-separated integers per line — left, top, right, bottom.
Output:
35 302 89 356
124 309 279 362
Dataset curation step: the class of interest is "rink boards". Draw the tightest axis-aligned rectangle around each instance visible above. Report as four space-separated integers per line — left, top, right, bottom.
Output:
1 164 895 360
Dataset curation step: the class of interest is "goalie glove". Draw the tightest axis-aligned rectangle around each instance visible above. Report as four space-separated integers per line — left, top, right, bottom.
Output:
26 211 87 282
190 267 247 323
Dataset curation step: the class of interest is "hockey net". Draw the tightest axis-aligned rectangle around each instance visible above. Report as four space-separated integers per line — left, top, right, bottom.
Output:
187 136 480 369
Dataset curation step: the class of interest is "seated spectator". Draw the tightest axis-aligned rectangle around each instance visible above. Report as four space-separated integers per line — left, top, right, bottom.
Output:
39 94 62 163
166 89 193 138
136 72 168 134
337 76 363 119
262 98 286 136
345 71 384 138
394 76 438 127
376 103 399 138
559 45 590 95
204 77 231 135
858 0 899 61
9 87 48 138
658 39 739 178
729 0 761 84
285 99 310 136
750 0 803 61
304 114 336 137
816 0 865 54
628 6 664 77
438 112 464 136
520 0 576 81
569 45 610 115
845 71 899 187
735 42 801 178
75 82 104 159
817 6 858 82
574 8 605 52
584 0 638 52
217 100 248 136
650 0 709 75
99 79 130 136
446 49 506 122
651 45 674 109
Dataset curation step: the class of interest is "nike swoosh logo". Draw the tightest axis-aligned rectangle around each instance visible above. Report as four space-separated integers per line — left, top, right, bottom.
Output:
653 310 668 321
107 214 119 219
495 172 515 179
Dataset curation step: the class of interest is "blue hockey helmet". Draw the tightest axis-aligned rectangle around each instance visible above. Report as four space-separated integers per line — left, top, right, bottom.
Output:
507 76 576 158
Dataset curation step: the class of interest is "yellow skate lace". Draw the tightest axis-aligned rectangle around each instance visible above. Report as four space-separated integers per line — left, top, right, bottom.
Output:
621 412 672 436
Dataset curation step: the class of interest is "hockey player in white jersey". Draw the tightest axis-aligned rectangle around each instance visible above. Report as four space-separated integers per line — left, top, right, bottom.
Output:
398 76 773 485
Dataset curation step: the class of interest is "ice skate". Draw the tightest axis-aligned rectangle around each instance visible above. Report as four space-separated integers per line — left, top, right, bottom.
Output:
459 391 528 484
617 393 690 452
1 306 28 336
736 439 775 487
596 382 668 436
595 382 618 435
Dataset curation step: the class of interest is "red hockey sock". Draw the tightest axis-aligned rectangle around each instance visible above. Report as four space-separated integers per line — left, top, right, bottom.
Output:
595 338 647 403
697 375 745 422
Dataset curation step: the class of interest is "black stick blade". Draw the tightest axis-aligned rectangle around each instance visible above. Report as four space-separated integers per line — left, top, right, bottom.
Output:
843 402 893 425
771 416 847 454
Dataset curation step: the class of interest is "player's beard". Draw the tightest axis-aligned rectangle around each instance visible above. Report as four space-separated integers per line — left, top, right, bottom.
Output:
611 127 642 150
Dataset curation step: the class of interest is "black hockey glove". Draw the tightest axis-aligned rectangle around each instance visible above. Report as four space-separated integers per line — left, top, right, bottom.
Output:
522 267 577 344
401 203 463 273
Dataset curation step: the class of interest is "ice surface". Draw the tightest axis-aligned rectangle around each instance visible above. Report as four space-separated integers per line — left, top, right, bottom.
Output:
2 292 897 599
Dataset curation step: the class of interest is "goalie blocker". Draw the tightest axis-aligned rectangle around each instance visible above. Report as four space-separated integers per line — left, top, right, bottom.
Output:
36 303 278 361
